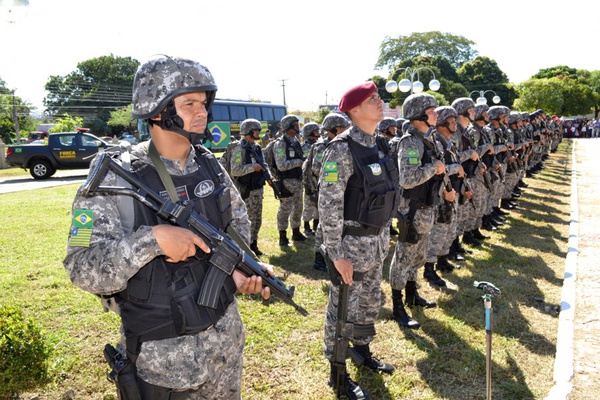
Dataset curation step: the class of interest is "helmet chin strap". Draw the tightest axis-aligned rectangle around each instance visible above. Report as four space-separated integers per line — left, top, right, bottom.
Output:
151 100 209 145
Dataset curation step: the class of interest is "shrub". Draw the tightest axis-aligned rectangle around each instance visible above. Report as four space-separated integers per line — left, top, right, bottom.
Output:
0 304 51 399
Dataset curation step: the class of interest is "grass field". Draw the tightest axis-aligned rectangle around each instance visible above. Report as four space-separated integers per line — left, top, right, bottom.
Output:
0 140 572 399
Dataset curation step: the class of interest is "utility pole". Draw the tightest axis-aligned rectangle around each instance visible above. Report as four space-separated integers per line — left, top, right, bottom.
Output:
280 79 287 107
11 90 21 144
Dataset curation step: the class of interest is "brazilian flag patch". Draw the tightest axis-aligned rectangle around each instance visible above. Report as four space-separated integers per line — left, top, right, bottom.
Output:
71 209 93 247
407 149 419 165
323 161 338 182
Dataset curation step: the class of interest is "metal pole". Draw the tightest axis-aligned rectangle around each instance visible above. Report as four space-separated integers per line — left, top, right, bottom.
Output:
474 281 501 400
11 90 21 144
280 79 287 107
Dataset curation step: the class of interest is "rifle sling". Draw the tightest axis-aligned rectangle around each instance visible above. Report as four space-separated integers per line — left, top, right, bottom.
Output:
148 141 240 310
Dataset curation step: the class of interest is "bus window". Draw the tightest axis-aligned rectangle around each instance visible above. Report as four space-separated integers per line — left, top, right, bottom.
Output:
261 107 274 121
230 105 246 122
211 104 229 121
273 107 286 121
246 106 261 120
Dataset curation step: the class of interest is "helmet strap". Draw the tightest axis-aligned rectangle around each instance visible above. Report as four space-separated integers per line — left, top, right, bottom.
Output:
150 100 208 145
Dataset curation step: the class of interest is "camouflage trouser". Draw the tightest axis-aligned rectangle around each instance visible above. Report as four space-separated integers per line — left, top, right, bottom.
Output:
137 301 245 399
427 201 458 263
302 192 318 221
389 206 435 291
244 188 264 242
324 234 386 358
502 172 519 199
277 178 303 230
464 176 487 231
487 169 504 213
456 198 471 235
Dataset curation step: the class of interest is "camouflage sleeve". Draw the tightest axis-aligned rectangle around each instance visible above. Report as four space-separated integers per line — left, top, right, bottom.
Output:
398 137 437 190
446 163 460 176
230 146 255 178
63 159 162 296
274 139 303 172
218 162 251 244
317 141 352 262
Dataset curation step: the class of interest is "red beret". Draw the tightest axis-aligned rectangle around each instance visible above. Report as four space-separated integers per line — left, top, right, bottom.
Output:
338 81 377 112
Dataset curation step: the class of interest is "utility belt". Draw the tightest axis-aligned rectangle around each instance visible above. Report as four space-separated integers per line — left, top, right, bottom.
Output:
342 225 383 237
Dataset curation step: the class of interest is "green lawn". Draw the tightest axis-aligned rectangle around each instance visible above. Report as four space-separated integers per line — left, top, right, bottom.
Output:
0 141 572 399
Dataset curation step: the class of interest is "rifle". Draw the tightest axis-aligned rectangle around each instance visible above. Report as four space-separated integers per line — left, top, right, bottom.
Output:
320 246 372 399
249 145 283 199
82 153 308 316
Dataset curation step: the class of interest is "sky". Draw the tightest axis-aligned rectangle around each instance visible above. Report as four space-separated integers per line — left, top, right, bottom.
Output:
0 0 597 115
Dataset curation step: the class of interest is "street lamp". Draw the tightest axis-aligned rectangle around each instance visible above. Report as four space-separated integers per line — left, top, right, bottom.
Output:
470 90 501 105
385 67 441 94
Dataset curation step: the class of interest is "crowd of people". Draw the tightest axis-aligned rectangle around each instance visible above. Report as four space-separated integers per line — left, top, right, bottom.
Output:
63 55 564 400
562 118 600 138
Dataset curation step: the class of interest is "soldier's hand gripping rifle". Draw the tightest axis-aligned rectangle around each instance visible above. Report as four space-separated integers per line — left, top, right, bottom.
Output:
82 153 308 316
250 146 283 199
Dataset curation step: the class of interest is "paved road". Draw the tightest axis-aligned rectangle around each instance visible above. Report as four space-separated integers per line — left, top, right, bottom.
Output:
547 138 600 400
0 168 88 194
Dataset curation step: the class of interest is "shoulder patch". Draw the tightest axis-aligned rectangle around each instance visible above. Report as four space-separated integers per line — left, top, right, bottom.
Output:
323 161 338 182
70 209 93 247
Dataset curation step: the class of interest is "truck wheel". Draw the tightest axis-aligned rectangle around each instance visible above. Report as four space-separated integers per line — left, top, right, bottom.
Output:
29 160 54 180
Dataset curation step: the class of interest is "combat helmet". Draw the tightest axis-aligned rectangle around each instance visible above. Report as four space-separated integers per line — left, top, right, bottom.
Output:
377 117 397 134
240 118 262 136
451 97 475 118
280 115 300 133
302 122 320 139
474 104 489 122
487 105 506 121
402 93 438 122
435 106 458 128
508 112 521 125
131 55 218 143
322 113 350 133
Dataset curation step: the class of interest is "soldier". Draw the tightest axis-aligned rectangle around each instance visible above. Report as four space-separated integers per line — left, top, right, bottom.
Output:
377 117 400 236
229 118 272 256
453 99 492 251
63 55 272 398
301 122 321 236
311 113 350 272
273 114 306 246
320 82 398 399
389 93 455 329
426 106 467 278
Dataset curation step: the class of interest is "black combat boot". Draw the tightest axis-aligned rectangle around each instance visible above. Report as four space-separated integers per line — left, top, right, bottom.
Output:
353 344 396 374
250 240 263 256
313 219 319 232
329 364 369 400
389 225 399 236
279 230 290 247
313 252 327 272
472 228 490 241
449 237 465 261
304 221 315 236
405 281 437 308
423 262 447 287
489 213 504 226
500 198 515 210
480 215 497 232
492 207 507 219
463 230 483 245
391 289 420 329
436 255 461 272
291 227 307 241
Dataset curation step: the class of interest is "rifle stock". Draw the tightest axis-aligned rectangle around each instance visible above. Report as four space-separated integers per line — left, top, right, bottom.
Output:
82 153 308 316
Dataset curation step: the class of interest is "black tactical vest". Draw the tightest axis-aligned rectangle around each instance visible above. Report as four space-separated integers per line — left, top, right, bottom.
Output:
401 131 443 207
115 149 236 357
236 140 266 191
332 132 399 229
279 135 304 179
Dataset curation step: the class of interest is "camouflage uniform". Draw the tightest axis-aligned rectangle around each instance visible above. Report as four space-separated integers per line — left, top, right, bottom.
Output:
274 133 304 231
389 127 440 291
230 138 269 243
426 131 462 263
319 126 391 358
302 136 319 224
462 122 492 231
63 143 250 397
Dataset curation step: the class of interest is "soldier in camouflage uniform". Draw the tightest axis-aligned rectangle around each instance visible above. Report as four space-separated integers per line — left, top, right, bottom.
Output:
63 56 272 399
301 122 321 236
389 93 455 330
273 114 307 246
377 117 401 236
426 106 467 276
320 82 397 400
311 113 350 272
229 118 272 256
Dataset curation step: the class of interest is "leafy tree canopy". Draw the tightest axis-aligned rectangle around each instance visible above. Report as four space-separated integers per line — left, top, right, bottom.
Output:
48 114 84 133
457 56 518 107
376 31 478 71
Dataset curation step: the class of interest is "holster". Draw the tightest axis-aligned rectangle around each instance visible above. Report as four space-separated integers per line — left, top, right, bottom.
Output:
396 202 421 244
437 201 453 224
272 180 293 199
104 344 142 400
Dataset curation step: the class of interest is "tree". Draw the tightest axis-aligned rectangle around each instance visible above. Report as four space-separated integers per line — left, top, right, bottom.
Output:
0 78 34 143
44 55 139 135
457 56 518 107
586 70 600 118
48 114 84 133
108 104 135 132
376 31 478 71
